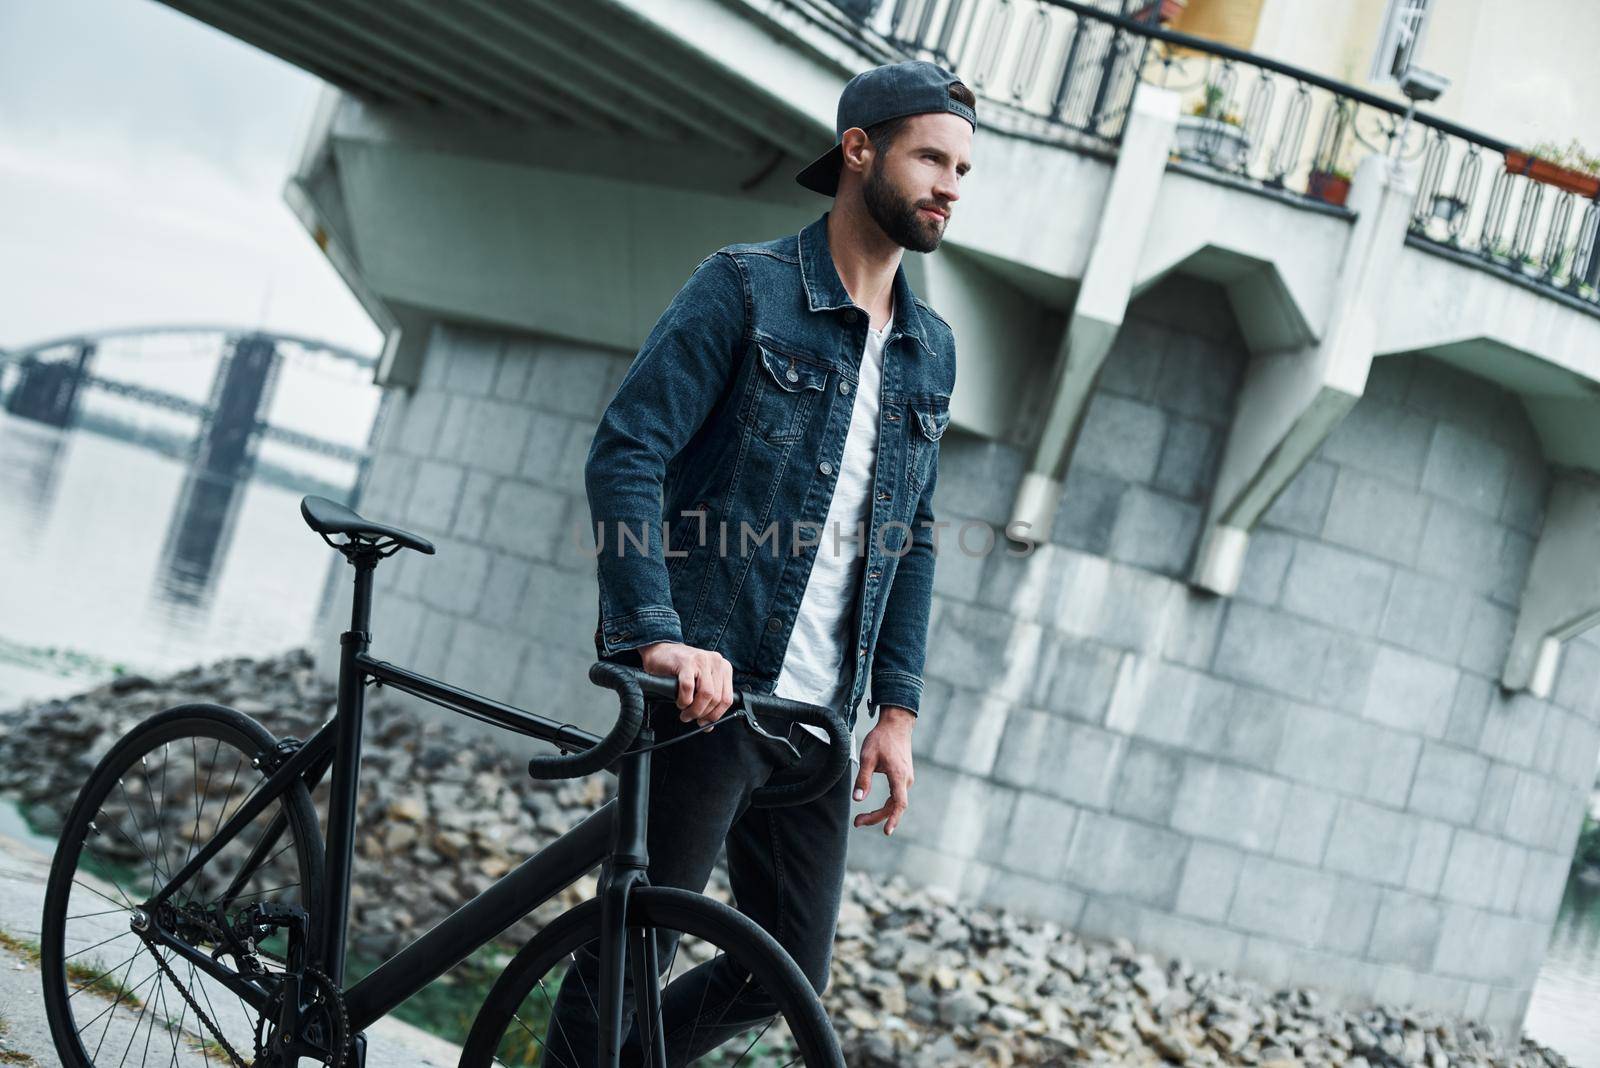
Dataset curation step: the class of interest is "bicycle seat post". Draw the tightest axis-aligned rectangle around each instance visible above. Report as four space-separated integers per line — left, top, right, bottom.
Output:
321 541 383 986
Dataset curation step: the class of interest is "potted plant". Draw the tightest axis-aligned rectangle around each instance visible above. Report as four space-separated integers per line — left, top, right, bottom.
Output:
1129 0 1186 24
1504 139 1600 199
1174 83 1251 169
1307 164 1353 206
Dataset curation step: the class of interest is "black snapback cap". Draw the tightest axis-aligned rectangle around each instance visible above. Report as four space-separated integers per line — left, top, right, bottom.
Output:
795 59 976 197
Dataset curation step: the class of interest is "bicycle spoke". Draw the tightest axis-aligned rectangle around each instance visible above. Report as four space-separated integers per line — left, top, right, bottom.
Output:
68 906 136 922
210 750 246 836
81 955 154 1057
685 947 718 1057
186 737 204 876
188 963 217 1067
67 928 136 962
165 978 190 1068
728 1015 777 1066
508 1009 553 1066
138 969 163 1067
214 838 295 909
75 875 138 912
71 948 148 1000
93 813 169 892
111 780 171 891
220 881 299 902
150 744 171 896
531 974 579 1068
116 959 152 1068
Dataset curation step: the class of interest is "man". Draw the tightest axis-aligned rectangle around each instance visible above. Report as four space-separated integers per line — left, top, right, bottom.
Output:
555 59 974 1064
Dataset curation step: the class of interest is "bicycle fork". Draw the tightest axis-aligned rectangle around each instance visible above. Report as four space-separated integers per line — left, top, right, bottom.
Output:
596 726 669 1068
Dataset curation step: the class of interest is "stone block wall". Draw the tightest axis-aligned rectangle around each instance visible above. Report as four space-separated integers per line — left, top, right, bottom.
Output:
316 275 1600 1038
857 275 1599 1037
313 322 633 752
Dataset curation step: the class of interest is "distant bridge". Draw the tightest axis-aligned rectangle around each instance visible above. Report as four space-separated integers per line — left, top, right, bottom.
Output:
0 325 379 473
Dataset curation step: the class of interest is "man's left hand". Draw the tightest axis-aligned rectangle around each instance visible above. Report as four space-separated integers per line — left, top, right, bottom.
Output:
852 705 915 836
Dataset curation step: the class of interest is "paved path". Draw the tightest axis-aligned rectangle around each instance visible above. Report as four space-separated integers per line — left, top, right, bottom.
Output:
0 825 463 1067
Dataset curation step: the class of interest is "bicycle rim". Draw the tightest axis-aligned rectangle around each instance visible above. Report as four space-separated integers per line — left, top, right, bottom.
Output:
462 886 844 1068
40 704 325 1068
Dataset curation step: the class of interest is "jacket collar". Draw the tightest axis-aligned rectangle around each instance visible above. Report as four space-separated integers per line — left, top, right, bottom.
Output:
797 210 936 357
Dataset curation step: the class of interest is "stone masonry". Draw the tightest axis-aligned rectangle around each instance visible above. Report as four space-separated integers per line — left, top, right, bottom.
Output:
315 273 1600 1040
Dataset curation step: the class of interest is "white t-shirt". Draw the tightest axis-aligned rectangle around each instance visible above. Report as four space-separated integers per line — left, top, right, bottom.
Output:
772 309 891 760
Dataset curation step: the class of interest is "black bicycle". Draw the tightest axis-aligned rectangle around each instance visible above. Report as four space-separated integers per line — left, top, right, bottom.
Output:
39 494 850 1067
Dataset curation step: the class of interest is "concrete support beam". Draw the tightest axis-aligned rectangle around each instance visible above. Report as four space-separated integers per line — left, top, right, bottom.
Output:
1009 85 1180 545
1504 471 1600 695
1192 154 1416 594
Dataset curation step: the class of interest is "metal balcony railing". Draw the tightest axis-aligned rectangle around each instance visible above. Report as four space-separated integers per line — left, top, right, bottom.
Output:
808 0 1600 310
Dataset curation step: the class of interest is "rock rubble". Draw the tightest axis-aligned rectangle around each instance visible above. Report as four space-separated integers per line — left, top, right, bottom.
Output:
0 650 1572 1068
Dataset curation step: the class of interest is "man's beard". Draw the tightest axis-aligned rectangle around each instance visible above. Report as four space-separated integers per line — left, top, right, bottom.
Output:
863 163 944 254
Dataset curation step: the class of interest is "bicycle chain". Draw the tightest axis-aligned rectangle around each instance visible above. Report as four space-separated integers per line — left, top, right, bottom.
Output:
136 931 250 1067
136 931 351 1068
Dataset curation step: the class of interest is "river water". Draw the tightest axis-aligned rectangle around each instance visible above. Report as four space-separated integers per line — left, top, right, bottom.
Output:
0 409 342 705
1 411 1598 1065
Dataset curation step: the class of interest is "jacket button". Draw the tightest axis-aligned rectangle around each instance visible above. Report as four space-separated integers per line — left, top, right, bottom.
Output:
819 461 833 475
839 380 851 395
785 368 799 382
766 618 781 631
843 309 858 323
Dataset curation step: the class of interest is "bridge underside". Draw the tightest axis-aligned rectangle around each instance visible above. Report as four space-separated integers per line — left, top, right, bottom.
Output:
155 0 1600 1044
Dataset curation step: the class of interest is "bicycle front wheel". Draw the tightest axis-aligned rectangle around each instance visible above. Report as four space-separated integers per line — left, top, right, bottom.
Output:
40 703 325 1068
460 885 844 1068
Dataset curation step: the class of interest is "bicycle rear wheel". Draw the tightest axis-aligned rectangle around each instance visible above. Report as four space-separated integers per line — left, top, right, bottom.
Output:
460 885 844 1068
40 703 325 1068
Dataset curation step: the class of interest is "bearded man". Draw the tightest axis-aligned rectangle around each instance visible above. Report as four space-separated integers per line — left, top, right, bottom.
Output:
553 59 975 1065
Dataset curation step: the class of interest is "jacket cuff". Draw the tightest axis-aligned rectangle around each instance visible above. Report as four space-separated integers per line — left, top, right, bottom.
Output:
595 606 683 658
869 671 924 719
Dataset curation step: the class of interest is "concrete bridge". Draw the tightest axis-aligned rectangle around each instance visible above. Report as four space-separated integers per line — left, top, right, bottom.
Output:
157 0 1600 1038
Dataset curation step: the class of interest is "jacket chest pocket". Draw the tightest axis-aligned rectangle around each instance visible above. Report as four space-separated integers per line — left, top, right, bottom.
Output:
907 397 951 495
738 342 829 445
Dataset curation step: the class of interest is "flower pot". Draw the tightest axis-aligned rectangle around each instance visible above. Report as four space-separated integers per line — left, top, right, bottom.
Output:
1173 115 1251 170
1129 0 1186 23
1307 171 1351 206
1504 150 1600 199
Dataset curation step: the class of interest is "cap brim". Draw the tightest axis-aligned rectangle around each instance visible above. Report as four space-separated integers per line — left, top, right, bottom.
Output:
795 143 844 196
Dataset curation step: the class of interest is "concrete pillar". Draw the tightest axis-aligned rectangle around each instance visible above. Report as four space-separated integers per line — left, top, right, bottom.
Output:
1192 153 1416 594
1010 84 1180 544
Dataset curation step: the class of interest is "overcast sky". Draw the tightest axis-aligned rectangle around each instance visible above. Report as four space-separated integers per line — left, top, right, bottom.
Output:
0 0 383 357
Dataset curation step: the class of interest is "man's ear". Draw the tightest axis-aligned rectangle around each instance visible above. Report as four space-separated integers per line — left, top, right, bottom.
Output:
839 127 872 179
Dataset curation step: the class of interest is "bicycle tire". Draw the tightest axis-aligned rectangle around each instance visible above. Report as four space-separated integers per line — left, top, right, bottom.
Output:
40 703 326 1068
460 886 845 1067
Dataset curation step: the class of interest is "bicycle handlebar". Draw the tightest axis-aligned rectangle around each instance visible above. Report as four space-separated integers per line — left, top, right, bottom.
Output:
526 661 851 809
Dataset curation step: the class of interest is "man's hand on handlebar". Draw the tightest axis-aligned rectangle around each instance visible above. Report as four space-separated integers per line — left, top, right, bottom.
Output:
638 641 736 728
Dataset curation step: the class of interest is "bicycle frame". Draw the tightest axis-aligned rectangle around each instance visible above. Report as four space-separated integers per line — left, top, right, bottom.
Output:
143 545 660 1066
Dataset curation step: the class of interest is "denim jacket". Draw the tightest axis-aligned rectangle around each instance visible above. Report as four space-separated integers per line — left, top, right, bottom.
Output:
584 210 955 731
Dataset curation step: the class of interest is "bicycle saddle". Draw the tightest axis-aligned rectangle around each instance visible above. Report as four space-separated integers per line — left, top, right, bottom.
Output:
300 495 436 554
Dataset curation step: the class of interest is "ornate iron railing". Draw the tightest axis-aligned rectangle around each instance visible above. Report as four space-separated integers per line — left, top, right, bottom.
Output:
843 0 1600 308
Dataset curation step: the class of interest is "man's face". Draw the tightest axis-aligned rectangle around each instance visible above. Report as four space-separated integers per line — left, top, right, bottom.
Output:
861 112 972 254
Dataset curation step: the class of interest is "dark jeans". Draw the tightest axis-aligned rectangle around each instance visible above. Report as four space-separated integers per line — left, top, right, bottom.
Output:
538 698 854 1066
